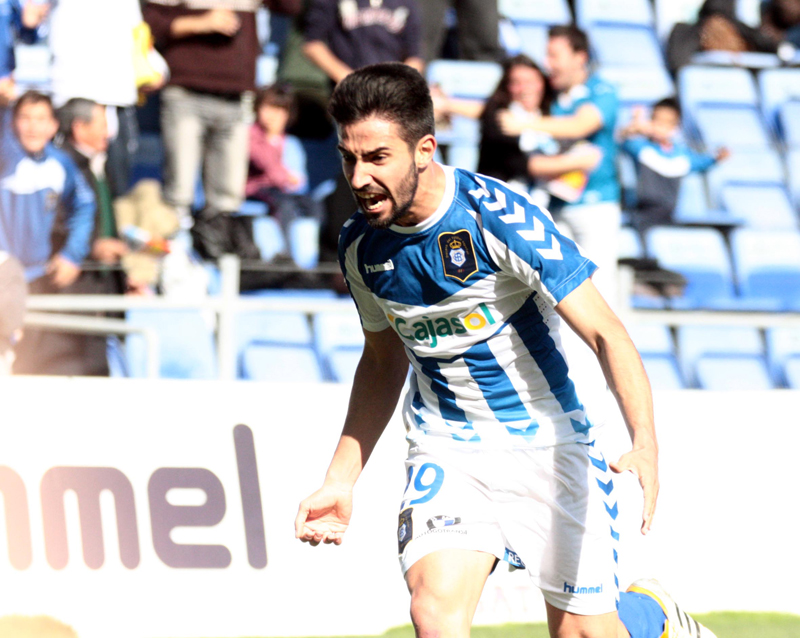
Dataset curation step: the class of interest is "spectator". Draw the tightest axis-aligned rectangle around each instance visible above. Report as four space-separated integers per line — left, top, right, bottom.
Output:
498 26 620 304
33 0 156 198
302 0 424 85
0 251 26 375
418 0 503 63
761 0 800 48
619 98 730 237
143 0 301 261
0 0 47 105
666 0 779 75
0 91 104 375
246 83 318 246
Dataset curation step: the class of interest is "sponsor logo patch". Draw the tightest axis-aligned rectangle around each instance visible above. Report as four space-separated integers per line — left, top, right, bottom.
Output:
437 230 478 282
427 515 461 530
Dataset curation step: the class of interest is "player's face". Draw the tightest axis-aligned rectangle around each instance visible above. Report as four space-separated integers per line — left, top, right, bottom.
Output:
546 36 586 92
507 64 545 112
13 102 58 155
338 116 420 230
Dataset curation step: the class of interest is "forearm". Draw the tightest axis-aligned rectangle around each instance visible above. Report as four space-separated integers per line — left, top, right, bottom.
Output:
528 151 599 179
170 14 211 37
324 337 408 486
528 114 599 140
302 41 352 83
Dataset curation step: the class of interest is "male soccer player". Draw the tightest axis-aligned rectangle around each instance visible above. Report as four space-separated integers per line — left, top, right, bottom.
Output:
296 63 714 638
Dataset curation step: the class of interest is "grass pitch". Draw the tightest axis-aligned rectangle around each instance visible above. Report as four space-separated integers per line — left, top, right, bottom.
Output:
243 612 800 638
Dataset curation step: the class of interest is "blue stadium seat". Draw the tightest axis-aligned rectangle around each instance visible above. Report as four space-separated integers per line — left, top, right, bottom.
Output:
241 344 324 382
239 200 269 216
676 325 764 386
695 354 774 390
252 216 286 261
626 323 674 355
499 0 571 25
705 149 785 208
680 66 759 109
313 310 364 355
731 229 800 309
126 309 217 379
327 348 362 384
758 68 800 134
645 226 736 308
720 184 797 229
448 144 480 172
785 356 800 389
780 101 800 147
788 149 800 206
618 225 643 259
514 23 550 66
13 44 51 92
654 0 704 40
130 133 164 184
765 327 800 385
693 106 772 151
599 66 674 108
641 354 685 390
575 0 654 27
427 60 503 100
288 217 320 269
588 25 664 68
235 310 314 379
256 54 278 86
673 173 711 223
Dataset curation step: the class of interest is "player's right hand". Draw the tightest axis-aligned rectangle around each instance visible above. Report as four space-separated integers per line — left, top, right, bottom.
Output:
295 484 353 547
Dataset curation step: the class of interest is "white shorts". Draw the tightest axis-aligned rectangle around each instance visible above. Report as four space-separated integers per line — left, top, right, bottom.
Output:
397 441 620 615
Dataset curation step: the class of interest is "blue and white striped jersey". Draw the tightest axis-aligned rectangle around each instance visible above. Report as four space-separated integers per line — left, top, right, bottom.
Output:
339 165 598 448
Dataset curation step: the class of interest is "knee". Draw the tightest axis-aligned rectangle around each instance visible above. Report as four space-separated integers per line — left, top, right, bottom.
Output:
409 587 471 638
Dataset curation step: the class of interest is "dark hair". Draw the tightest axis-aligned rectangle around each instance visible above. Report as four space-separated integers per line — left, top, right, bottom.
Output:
328 62 434 148
548 24 590 55
255 83 298 127
57 98 100 139
484 54 554 115
13 90 54 119
652 97 682 119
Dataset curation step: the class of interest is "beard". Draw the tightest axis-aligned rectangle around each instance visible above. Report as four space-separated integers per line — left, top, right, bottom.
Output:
357 161 419 230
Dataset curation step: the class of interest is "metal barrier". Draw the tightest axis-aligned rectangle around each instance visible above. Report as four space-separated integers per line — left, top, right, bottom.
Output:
23 256 800 380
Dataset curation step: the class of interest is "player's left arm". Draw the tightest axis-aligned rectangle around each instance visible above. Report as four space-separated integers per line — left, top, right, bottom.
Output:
555 279 659 535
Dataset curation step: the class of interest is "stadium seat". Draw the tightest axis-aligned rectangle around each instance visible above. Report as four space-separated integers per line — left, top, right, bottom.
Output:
252 216 286 261
641 354 685 390
765 327 800 384
758 68 800 134
626 323 674 356
720 184 798 229
676 325 764 386
693 106 772 151
575 0 654 27
126 309 217 379
130 133 164 184
599 66 674 108
588 25 664 68
13 44 51 92
654 0 703 39
618 225 643 259
673 172 711 223
788 149 800 206
499 0 571 25
779 101 800 147
288 217 320 269
785 356 800 389
731 228 800 309
679 66 759 109
705 149 785 208
328 348 363 384
235 309 315 379
695 354 774 390
313 310 364 355
645 226 736 308
448 144 480 172
256 54 278 86
426 60 502 100
515 23 551 66
241 343 324 382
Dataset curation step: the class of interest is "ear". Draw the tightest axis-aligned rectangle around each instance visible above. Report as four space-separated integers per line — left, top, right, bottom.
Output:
415 134 437 169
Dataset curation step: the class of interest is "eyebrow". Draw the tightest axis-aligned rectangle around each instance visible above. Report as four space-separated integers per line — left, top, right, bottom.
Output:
337 145 392 157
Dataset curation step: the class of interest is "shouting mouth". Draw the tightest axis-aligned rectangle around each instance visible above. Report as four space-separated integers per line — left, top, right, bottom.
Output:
357 191 390 214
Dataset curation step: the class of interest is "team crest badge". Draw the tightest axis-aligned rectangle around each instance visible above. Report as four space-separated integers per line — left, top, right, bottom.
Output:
437 230 478 282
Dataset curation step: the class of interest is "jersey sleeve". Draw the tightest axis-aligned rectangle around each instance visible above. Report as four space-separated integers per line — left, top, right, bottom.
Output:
586 82 618 130
687 149 716 173
469 175 597 306
621 136 647 158
338 221 390 332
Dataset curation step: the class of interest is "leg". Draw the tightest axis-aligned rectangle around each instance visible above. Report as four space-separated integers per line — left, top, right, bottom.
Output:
547 603 629 638
160 86 205 217
418 0 449 63
454 0 502 61
406 549 496 638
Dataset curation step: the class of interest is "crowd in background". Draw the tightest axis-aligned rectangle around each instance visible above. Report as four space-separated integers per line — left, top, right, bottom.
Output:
0 0 798 376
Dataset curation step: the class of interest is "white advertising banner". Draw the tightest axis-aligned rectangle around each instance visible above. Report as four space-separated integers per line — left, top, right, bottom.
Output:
0 378 798 638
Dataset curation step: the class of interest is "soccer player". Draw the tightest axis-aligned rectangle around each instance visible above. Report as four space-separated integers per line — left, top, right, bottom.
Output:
295 63 715 638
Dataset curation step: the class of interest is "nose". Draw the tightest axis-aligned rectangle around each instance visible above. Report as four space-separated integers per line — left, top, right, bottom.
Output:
348 160 373 191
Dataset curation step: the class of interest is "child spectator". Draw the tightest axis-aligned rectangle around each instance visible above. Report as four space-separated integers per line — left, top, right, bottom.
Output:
246 84 317 248
620 97 730 236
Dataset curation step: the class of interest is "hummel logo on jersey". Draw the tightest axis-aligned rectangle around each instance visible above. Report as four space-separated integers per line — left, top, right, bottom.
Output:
365 259 394 274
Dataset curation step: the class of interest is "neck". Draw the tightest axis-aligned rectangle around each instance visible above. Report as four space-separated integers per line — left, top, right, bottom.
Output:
564 67 589 92
396 161 446 227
